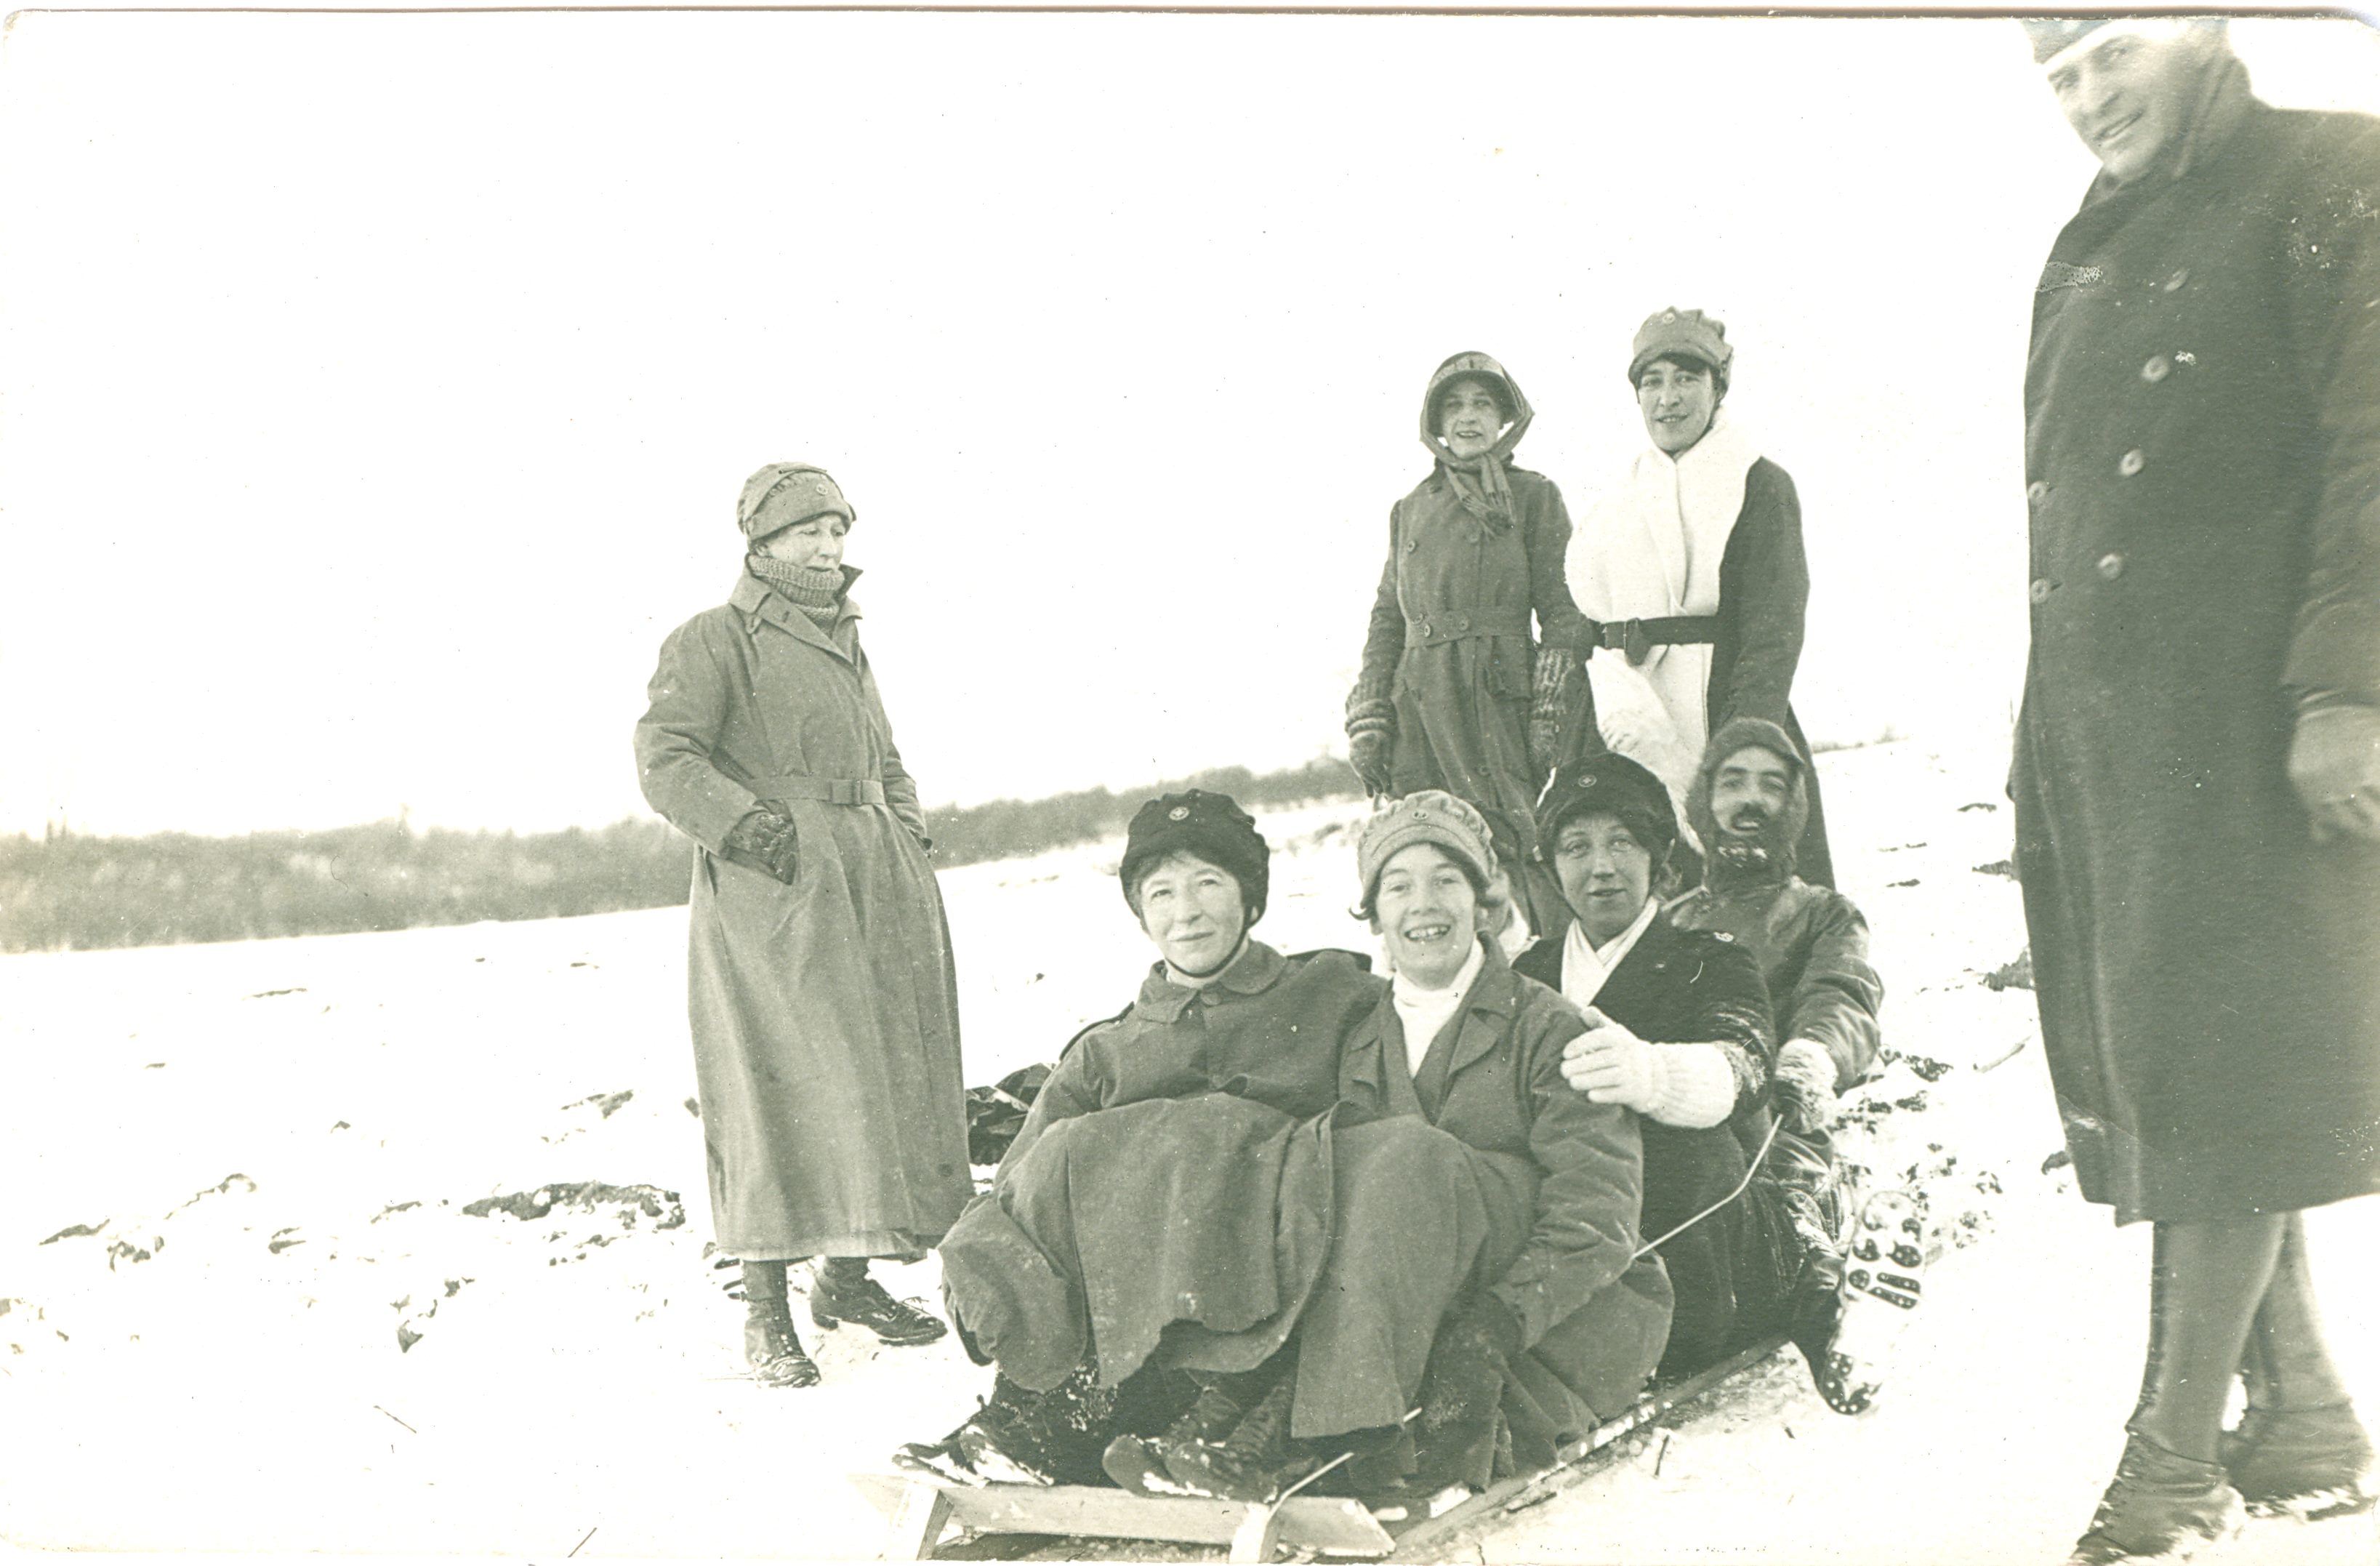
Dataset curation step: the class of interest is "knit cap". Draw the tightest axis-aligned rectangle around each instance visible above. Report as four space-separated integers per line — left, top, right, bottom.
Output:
1628 308 1733 390
1357 791 1498 905
1119 790 1270 923
738 463 855 541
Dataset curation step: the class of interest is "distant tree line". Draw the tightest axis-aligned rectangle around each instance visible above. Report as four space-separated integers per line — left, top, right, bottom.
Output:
0 756 1360 954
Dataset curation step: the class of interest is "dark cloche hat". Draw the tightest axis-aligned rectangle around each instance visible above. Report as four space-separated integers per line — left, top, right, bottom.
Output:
1119 790 1270 923
1535 751 1678 862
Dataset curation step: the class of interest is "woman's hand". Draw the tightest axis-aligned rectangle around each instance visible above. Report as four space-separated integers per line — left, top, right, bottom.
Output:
1561 1008 1660 1112
2289 704 2380 846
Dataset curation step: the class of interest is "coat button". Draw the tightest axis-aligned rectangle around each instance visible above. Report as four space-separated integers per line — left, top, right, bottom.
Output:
2030 577 2053 604
1457 616 1471 632
2163 268 2189 292
2118 449 2147 477
1418 621 1432 638
1406 539 1418 553
2027 481 2049 507
2096 552 2125 579
2141 356 2171 383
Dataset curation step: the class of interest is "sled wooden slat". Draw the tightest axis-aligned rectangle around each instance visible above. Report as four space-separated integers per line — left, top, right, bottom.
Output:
851 1473 1398 1560
1382 1336 1789 1562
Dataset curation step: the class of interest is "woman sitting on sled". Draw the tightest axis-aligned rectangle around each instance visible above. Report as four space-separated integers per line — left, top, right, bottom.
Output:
897 789 1671 1501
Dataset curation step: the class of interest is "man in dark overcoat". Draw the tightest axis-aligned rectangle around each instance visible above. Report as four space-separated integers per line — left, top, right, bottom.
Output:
2011 18 2380 1562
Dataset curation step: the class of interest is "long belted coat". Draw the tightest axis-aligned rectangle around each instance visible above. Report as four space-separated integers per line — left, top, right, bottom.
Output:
1355 355 1593 880
2013 83 2380 1224
635 570 970 1259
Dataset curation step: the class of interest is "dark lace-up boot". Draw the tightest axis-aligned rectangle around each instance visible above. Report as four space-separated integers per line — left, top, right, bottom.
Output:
2219 1401 2378 1520
895 1363 1116 1488
740 1261 821 1389
1160 1378 1324 1503
811 1257 948 1346
1104 1375 1254 1495
2067 1428 2246 1565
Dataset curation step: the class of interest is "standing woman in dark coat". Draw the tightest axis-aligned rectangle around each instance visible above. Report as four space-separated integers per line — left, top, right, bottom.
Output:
2013 20 2380 1562
1346 352 1595 938
636 463 969 1389
1566 310 1834 886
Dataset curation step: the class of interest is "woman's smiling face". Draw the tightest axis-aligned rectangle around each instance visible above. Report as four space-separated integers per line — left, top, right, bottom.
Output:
1435 377 1509 462
1133 851 1248 979
1636 358 1718 454
1372 841 1482 989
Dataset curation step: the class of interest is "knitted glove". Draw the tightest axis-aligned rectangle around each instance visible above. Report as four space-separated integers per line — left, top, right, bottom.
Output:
1346 681 1398 797
1772 1040 1841 1134
1560 1006 1661 1113
2288 702 2380 846
723 803 800 884
1527 646 1575 781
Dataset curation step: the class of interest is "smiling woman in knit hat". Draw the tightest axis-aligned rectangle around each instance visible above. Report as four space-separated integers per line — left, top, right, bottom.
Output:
635 461 969 1392
1345 353 1598 940
1565 310 1836 890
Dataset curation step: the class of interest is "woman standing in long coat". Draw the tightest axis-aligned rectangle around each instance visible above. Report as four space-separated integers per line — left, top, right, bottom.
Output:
637 462 969 1388
1566 310 1834 886
2012 20 2380 1560
1346 352 1594 936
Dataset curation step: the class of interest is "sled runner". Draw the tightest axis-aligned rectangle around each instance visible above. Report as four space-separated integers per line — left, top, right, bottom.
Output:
849 1470 1397 1561
851 1336 1786 1561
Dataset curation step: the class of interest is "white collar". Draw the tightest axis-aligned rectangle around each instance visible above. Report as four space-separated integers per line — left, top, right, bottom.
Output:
1392 939 1487 1074
1559 899 1660 1010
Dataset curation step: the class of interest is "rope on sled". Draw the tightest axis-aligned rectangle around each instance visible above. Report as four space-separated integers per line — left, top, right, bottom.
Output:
1628 1114 1784 1261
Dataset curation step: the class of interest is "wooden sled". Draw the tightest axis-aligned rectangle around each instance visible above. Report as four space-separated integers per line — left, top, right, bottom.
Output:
853 1336 1788 1562
851 1471 1396 1561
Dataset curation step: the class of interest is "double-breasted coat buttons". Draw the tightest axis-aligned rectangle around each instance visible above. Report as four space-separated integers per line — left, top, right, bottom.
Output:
2142 356 2171 383
2028 481 2050 507
2030 578 2054 604
2118 449 2147 478
2163 268 2190 292
2097 553 2126 580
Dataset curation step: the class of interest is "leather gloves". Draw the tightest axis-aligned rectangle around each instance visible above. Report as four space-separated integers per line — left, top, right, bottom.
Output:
723 802 801 883
2288 702 2380 846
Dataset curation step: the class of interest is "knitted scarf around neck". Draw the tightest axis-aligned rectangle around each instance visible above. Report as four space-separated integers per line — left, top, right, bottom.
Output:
747 554 847 627
1418 358 1537 534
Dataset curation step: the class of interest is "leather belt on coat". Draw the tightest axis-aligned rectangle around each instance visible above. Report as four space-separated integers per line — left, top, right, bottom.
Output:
1404 606 1535 647
750 776 888 806
1586 614 1721 664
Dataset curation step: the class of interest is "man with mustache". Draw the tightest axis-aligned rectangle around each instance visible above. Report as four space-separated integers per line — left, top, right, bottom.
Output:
2013 17 2380 1562
1667 718 1891 1414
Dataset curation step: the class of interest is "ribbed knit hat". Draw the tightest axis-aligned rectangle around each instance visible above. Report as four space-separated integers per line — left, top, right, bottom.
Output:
1628 308 1733 390
1357 790 1498 906
738 463 855 541
1119 790 1270 923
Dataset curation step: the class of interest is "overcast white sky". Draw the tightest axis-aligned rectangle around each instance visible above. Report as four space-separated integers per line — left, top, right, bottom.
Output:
3 12 2376 839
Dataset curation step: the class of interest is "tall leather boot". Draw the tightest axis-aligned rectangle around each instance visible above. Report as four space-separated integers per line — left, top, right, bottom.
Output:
741 1260 821 1389
2069 1218 2280 1562
2221 1214 2376 1519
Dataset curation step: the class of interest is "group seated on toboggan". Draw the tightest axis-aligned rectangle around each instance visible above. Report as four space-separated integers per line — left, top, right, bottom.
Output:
867 774 1921 1555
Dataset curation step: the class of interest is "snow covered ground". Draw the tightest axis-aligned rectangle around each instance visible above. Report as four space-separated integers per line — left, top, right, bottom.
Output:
5 737 2376 1563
